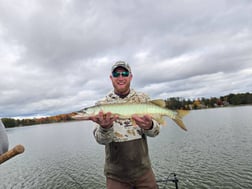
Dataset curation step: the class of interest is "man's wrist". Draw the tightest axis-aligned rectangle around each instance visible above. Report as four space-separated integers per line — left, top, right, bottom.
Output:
100 124 113 130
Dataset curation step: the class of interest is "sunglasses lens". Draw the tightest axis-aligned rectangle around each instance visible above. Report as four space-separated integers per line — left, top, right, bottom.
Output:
112 72 120 77
122 72 129 77
112 71 129 77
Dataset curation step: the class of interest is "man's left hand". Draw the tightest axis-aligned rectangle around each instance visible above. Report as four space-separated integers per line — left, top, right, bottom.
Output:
132 114 153 130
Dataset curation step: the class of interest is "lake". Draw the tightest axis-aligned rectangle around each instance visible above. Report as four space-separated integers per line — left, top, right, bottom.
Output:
1 106 252 189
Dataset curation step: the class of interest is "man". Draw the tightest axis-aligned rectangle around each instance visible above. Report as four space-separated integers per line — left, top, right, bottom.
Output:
0 119 9 155
89 61 160 189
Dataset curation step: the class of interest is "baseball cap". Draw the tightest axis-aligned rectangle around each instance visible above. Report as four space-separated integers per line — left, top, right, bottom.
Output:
111 61 131 73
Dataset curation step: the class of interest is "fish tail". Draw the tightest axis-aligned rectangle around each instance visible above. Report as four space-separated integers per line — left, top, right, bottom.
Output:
172 118 187 131
172 110 189 131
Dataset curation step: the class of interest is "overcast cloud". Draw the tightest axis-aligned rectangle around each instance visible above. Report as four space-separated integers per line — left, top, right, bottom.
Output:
0 0 251 118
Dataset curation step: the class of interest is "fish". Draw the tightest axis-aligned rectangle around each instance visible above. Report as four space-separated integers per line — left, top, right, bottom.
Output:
72 99 189 131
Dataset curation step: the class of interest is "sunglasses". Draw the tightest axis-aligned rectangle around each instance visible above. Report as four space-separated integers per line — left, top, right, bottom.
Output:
112 71 130 78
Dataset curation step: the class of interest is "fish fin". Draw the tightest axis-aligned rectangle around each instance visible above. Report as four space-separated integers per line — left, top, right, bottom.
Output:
131 118 137 127
177 110 190 118
150 99 166 107
153 115 166 125
172 110 189 131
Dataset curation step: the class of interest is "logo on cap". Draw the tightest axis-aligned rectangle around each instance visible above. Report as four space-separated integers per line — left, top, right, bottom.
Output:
111 61 131 73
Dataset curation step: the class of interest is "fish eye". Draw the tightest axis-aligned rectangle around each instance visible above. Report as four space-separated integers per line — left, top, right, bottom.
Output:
79 108 88 113
83 107 94 114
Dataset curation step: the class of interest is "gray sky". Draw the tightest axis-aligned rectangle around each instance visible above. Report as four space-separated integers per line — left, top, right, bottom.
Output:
0 0 251 118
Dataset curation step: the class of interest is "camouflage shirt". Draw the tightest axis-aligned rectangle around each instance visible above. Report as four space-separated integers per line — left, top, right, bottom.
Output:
93 89 160 182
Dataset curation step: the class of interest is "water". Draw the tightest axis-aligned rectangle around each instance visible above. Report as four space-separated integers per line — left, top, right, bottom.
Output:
1 106 252 189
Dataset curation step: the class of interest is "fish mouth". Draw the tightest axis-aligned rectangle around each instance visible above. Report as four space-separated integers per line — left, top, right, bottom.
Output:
71 113 90 120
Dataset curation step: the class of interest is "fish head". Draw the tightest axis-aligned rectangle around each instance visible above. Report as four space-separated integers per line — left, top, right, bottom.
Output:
80 106 96 116
72 107 96 120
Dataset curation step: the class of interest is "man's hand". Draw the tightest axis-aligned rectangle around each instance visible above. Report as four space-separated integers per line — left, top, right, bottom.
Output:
89 111 118 129
132 114 153 130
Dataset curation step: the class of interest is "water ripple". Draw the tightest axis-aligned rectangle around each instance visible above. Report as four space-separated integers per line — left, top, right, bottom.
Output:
1 107 252 188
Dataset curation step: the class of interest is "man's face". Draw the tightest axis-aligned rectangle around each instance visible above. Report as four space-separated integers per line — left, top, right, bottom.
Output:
110 67 132 95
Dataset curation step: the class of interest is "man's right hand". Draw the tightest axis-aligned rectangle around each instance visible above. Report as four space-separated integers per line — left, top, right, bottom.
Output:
89 111 118 129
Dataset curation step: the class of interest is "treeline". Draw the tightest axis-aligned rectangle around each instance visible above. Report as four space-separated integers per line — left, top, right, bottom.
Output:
2 113 75 128
2 92 251 128
166 92 252 110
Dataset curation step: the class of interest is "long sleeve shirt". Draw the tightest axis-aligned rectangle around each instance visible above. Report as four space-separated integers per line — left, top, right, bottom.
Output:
93 89 160 182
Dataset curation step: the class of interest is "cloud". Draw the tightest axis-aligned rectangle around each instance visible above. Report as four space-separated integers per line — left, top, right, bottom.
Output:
0 0 251 117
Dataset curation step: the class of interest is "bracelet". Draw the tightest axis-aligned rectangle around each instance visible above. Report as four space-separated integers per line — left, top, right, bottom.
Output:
146 121 154 130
